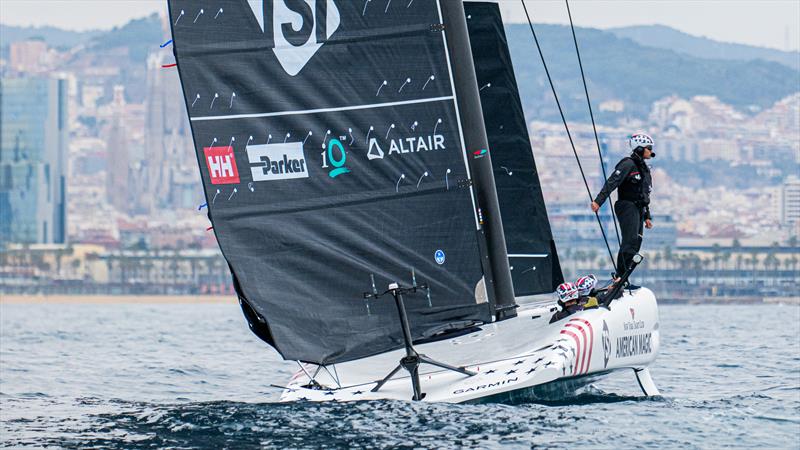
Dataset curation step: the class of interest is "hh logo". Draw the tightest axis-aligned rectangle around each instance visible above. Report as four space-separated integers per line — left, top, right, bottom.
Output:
204 146 240 184
247 0 341 76
246 142 309 181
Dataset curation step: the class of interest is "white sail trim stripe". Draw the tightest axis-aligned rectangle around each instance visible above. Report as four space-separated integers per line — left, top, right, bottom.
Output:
508 254 549 258
190 96 455 121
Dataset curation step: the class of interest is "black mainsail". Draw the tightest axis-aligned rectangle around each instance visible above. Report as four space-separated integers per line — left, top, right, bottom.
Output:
465 2 563 296
168 0 513 364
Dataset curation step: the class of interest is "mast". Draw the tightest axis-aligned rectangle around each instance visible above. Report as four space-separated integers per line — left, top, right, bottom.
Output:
439 1 516 319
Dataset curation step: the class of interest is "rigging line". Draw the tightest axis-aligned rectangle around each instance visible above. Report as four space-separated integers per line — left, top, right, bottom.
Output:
297 362 318 384
321 365 342 388
565 0 621 248
520 0 617 273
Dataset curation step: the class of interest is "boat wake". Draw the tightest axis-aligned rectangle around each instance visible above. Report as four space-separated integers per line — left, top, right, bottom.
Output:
4 388 796 450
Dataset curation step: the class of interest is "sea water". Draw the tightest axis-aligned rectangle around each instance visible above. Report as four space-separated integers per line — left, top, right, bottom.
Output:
1 303 798 449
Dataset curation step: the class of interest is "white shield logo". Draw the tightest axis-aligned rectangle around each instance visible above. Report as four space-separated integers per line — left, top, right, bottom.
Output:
247 0 341 76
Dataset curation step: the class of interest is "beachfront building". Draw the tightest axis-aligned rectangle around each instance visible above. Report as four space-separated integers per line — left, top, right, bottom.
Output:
0 75 69 244
781 175 800 225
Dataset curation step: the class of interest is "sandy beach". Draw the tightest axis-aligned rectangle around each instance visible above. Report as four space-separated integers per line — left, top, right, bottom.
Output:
0 295 238 304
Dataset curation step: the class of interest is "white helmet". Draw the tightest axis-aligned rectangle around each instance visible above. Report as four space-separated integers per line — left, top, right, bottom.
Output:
629 133 654 151
556 282 579 302
575 274 598 297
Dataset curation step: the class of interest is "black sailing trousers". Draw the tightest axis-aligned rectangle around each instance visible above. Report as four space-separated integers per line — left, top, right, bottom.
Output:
614 200 644 278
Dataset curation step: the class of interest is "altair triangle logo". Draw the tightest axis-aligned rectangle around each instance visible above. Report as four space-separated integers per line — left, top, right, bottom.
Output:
367 138 384 160
246 0 341 76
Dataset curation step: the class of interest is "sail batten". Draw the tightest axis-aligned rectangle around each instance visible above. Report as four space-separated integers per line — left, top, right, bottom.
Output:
190 96 456 122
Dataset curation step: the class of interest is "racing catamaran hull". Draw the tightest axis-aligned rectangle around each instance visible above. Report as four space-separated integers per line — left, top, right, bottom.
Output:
280 288 659 403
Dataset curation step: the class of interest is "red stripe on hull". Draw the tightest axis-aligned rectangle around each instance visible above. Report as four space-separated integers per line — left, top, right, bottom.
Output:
565 323 588 374
571 318 594 374
560 329 582 376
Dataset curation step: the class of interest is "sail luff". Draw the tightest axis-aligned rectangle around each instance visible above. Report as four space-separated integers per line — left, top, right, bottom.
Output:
438 1 517 319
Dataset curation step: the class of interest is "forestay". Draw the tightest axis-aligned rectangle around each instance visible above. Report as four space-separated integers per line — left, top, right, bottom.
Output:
168 0 500 364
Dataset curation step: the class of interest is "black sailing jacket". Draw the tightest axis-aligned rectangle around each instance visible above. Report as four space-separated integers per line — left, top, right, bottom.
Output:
594 153 652 220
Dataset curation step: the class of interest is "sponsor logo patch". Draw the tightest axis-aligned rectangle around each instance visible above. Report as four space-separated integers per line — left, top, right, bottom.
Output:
616 333 652 358
366 134 446 161
435 249 445 265
323 138 350 178
453 377 518 395
623 307 645 331
473 148 488 159
246 142 309 181
204 146 240 185
246 0 341 76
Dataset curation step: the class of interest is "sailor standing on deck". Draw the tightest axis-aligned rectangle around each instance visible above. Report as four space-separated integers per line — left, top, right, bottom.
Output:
591 133 655 279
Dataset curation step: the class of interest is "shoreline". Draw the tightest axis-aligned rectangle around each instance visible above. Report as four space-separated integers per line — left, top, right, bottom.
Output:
0 295 238 304
1 294 798 305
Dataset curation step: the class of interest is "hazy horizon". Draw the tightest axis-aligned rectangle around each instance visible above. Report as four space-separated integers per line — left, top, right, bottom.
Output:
0 0 798 52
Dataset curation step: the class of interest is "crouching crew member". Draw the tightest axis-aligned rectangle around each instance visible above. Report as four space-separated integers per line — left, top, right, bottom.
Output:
591 133 656 279
575 274 599 309
550 282 582 323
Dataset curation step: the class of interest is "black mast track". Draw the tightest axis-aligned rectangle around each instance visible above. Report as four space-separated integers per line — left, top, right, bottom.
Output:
520 0 617 273
565 0 621 247
440 1 516 319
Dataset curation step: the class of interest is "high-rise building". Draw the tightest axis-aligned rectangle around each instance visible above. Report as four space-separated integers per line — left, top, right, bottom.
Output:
105 85 131 213
781 175 800 225
0 76 69 244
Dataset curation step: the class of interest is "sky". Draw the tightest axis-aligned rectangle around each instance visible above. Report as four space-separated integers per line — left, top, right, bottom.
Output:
1 0 798 51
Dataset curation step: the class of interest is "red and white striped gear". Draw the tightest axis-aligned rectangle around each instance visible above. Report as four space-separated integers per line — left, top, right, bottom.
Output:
556 282 579 302
575 274 598 296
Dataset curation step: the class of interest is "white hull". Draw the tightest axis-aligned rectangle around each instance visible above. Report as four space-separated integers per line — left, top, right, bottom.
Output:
280 288 660 403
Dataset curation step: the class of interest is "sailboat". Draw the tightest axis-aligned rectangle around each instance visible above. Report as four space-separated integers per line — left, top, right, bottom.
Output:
167 0 660 403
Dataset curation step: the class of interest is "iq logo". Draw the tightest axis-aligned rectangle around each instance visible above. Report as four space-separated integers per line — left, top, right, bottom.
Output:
246 0 341 76
322 138 350 178
435 249 446 265
204 146 240 184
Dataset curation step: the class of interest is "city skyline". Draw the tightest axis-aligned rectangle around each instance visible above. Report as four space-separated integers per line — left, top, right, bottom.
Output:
0 1 797 301
0 0 798 52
